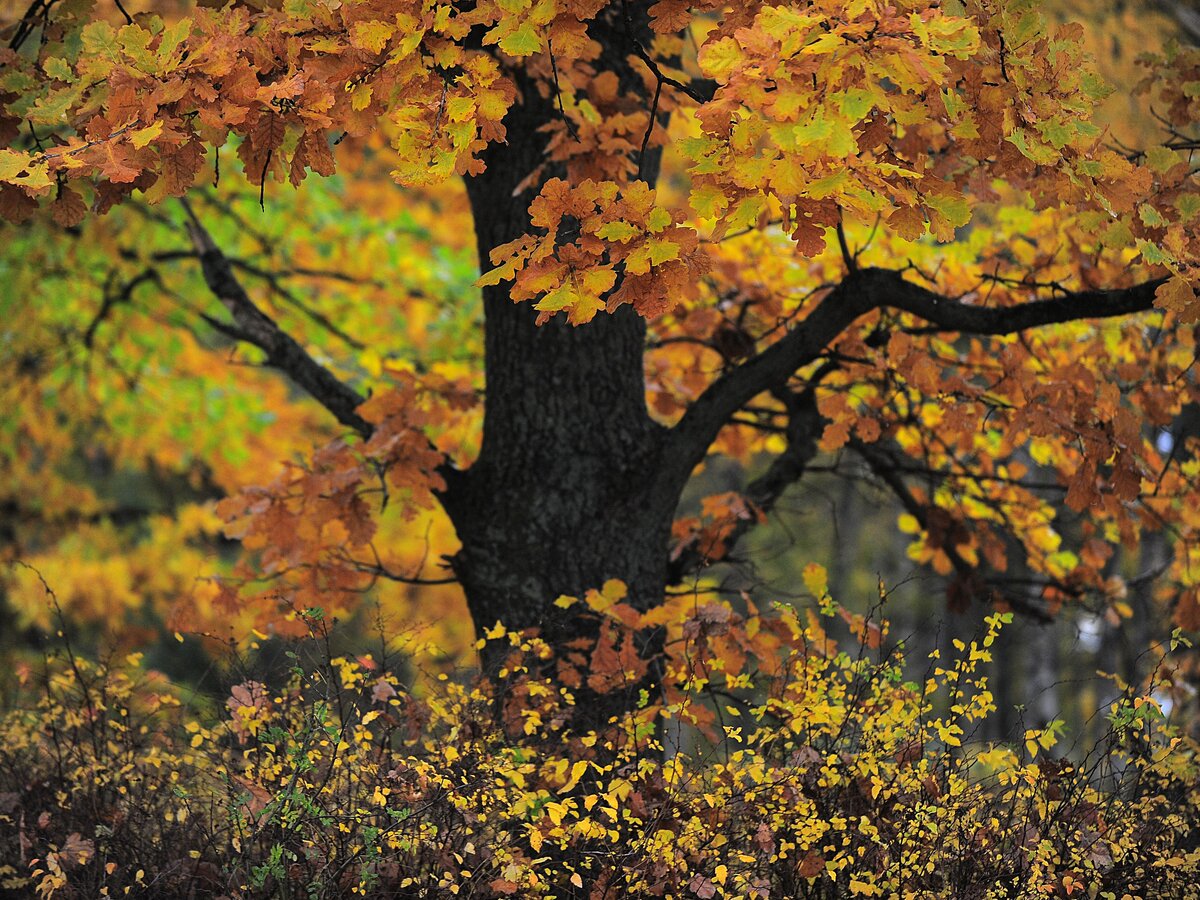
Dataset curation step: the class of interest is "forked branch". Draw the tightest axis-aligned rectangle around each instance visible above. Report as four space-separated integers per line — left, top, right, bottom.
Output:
664 267 1165 492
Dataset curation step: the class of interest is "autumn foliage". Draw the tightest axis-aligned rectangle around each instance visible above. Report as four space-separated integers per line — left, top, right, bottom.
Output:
5 0 1200 896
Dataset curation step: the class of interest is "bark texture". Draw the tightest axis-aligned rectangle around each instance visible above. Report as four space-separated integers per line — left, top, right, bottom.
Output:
441 12 676 713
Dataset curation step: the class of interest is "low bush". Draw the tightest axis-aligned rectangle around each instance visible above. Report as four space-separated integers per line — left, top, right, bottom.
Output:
1 584 1198 899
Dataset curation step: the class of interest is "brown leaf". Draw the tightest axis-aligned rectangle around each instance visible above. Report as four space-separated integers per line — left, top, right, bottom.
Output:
797 851 824 879
57 833 95 868
50 186 87 227
587 622 648 695
371 677 397 704
145 141 205 202
238 110 286 185
1175 589 1200 632
0 183 38 223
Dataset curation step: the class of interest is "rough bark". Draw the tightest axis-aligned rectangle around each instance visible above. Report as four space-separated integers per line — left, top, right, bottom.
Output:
441 12 676 725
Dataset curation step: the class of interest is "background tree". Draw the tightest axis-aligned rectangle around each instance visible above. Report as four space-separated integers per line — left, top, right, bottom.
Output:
2 0 1200 727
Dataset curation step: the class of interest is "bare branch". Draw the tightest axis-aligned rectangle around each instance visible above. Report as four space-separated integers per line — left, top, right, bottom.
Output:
657 276 870 505
83 268 163 349
621 0 718 105
179 200 373 438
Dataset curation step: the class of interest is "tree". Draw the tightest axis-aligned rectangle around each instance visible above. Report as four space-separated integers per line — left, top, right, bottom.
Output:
2 0 1200 725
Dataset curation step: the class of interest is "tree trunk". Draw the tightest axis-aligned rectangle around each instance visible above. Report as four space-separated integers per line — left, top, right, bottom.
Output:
439 12 676 726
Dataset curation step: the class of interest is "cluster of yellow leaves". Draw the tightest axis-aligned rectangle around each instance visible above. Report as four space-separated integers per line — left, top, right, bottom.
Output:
4 592 1198 899
685 0 980 251
6 506 223 633
480 178 707 324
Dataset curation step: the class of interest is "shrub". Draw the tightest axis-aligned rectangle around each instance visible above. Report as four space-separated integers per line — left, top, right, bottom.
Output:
1 587 1198 899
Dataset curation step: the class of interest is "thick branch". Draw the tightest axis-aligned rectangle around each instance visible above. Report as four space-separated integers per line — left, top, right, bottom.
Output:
661 268 1164 501
181 207 373 439
658 275 871 505
881 272 1165 335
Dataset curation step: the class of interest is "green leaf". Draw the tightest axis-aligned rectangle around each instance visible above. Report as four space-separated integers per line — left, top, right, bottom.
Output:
499 23 542 57
118 23 157 72
157 19 192 70
81 21 120 63
1038 118 1074 149
595 221 640 243
43 57 76 83
1006 128 1060 165
1080 71 1113 101
838 88 875 121
690 184 728 219
1137 239 1173 267
727 194 767 233
647 207 672 232
28 85 83 126
925 193 971 228
807 170 847 199
1175 193 1200 223
1147 145 1184 174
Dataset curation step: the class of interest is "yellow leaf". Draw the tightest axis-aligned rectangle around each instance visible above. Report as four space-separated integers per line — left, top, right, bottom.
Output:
350 20 395 53
129 120 163 149
361 347 383 377
802 562 829 600
699 36 743 78
350 83 373 112
0 149 51 189
561 760 588 793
